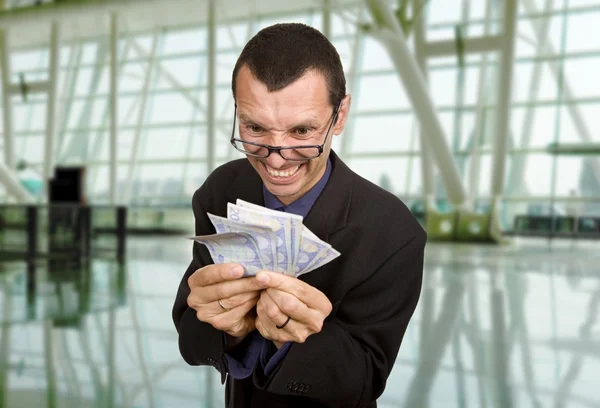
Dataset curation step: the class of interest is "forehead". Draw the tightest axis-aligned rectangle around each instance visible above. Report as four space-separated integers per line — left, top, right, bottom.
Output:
235 66 330 122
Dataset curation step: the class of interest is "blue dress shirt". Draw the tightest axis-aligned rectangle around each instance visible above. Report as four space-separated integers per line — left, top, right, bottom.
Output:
225 158 333 379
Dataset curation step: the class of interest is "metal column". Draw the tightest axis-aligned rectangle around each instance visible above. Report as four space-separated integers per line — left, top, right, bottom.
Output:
0 29 14 170
109 13 119 204
43 22 60 197
412 0 436 210
469 0 494 203
206 0 216 175
490 0 518 225
339 6 364 159
322 0 331 38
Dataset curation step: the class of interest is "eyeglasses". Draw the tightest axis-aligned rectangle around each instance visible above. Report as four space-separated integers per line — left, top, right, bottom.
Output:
230 103 340 162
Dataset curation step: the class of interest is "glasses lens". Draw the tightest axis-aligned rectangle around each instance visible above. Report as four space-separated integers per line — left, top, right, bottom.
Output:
280 147 320 160
233 140 269 157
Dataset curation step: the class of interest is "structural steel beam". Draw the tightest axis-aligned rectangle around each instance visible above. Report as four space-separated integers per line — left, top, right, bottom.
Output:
412 0 436 210
339 6 365 159
366 0 468 207
490 0 518 215
520 0 600 189
206 0 216 175
0 160 34 202
43 21 60 198
425 35 503 58
323 0 331 38
0 29 14 170
6 81 49 94
468 0 494 203
126 37 231 138
124 33 159 204
109 12 119 204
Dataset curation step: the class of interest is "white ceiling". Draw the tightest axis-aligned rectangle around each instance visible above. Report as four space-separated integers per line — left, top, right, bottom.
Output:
0 0 364 49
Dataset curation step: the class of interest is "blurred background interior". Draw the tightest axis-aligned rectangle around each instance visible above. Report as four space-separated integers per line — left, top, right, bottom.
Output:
0 0 599 407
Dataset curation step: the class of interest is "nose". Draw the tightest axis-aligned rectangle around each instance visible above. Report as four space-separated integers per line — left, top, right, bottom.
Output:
264 150 288 169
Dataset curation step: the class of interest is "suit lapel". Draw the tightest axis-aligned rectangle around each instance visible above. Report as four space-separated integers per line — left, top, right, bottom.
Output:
303 151 354 242
225 159 265 207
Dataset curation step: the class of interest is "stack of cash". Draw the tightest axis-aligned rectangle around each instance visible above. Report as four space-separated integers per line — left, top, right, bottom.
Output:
190 199 340 277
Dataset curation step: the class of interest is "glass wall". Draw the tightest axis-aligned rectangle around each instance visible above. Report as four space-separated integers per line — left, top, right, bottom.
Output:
3 0 600 230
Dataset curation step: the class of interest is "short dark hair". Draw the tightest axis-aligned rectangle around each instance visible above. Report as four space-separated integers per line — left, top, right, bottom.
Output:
231 23 346 108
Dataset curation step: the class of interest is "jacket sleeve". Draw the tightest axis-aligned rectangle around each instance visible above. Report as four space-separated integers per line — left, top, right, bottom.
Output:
172 187 229 384
251 231 426 407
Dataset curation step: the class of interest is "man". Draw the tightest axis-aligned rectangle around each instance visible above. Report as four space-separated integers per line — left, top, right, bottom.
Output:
172 23 426 408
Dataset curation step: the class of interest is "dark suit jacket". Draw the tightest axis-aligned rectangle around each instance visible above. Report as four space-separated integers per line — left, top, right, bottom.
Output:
172 151 426 408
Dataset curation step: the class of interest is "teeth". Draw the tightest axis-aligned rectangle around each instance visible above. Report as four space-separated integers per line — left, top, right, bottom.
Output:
266 164 301 178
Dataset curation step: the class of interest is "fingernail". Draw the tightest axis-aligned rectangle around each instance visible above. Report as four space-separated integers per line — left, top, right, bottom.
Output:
256 273 270 284
229 266 243 277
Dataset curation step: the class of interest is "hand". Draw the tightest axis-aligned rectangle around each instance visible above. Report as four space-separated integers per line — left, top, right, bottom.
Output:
254 271 333 346
187 263 267 339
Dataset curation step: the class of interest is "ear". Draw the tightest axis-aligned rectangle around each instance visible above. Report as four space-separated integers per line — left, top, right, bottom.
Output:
332 94 352 136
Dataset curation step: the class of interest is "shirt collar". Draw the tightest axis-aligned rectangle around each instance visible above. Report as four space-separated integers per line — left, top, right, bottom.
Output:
262 158 332 218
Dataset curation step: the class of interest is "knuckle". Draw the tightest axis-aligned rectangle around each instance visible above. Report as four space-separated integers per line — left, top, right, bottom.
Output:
225 294 240 308
292 330 306 343
281 297 298 314
324 301 333 315
256 299 264 314
311 319 323 333
187 291 203 309
304 328 314 341
266 304 279 320
210 316 227 331
195 310 207 323
214 285 227 300
296 285 308 299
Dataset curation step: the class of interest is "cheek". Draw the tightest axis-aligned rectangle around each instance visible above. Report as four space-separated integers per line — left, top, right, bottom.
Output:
306 157 325 177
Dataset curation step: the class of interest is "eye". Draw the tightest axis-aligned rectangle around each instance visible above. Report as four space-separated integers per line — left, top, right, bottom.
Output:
294 127 310 136
247 125 263 133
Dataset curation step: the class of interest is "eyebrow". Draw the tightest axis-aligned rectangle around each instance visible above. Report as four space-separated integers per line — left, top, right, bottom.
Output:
238 113 322 129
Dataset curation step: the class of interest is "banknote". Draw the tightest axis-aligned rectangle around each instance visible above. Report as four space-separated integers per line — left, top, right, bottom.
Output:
297 246 341 277
189 232 265 276
229 202 293 275
188 200 341 277
294 233 334 276
207 213 277 271
237 199 303 271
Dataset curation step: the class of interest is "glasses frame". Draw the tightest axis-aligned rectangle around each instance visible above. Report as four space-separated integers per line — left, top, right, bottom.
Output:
229 102 341 162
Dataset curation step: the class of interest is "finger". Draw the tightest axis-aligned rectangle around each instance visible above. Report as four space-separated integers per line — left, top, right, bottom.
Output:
255 271 331 313
202 278 267 303
209 296 257 332
217 290 260 311
265 289 324 330
255 302 309 344
189 263 245 288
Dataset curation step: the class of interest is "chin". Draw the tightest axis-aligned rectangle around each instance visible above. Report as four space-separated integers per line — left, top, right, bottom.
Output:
264 183 300 198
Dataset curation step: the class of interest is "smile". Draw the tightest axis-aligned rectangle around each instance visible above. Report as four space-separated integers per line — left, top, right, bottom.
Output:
264 164 302 178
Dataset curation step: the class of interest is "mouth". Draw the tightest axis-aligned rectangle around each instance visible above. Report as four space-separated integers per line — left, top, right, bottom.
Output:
261 162 303 183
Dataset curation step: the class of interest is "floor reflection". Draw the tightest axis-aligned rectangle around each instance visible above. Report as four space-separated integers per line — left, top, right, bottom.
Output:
1 237 599 407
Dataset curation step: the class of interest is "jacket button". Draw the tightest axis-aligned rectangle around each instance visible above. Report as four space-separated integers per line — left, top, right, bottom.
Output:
304 385 311 393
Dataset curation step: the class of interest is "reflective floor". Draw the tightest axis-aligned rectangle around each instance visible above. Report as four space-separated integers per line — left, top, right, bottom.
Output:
1 236 599 408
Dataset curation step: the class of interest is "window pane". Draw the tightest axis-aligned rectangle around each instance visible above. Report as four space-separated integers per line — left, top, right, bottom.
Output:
142 127 190 159
351 114 416 153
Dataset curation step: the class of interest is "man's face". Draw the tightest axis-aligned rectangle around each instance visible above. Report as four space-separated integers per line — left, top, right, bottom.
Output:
234 66 350 205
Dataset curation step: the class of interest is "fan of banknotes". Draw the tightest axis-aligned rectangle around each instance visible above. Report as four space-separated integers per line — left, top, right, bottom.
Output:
190 199 340 277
